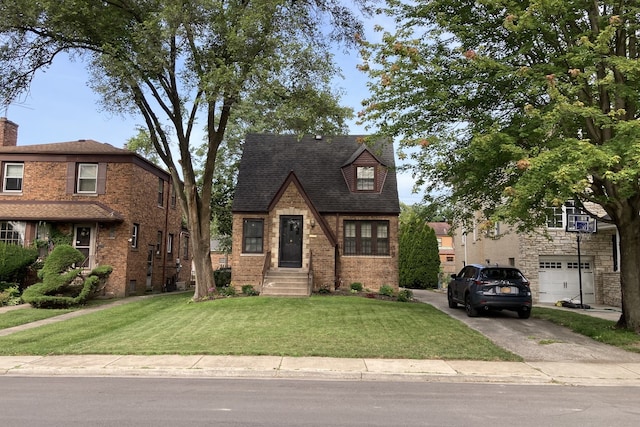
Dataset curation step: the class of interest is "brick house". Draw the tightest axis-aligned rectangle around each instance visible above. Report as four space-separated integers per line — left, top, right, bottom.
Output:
0 117 190 297
453 202 620 306
428 222 456 283
230 134 400 296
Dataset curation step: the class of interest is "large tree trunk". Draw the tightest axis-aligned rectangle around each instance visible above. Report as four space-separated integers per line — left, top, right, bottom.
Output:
183 175 216 301
616 211 640 332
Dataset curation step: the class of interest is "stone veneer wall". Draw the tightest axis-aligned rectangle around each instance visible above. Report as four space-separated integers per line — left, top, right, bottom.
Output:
518 229 616 305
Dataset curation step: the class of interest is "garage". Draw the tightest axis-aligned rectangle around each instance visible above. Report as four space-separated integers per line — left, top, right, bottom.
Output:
538 256 595 304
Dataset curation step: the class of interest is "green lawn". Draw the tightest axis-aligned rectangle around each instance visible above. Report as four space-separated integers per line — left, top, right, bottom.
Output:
0 307 74 329
532 307 640 353
0 293 520 361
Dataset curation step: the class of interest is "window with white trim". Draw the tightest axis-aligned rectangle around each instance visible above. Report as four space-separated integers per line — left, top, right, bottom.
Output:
77 163 98 193
356 166 375 191
0 221 25 245
242 219 264 253
2 163 23 192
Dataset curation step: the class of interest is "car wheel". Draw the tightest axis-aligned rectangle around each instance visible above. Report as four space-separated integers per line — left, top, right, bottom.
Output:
518 308 531 319
447 288 458 308
465 294 479 317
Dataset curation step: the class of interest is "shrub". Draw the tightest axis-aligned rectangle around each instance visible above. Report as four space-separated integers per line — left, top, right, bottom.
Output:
242 284 259 296
221 285 237 297
0 242 38 284
397 289 414 302
21 245 112 308
378 285 395 297
350 282 363 292
0 285 21 306
214 268 232 288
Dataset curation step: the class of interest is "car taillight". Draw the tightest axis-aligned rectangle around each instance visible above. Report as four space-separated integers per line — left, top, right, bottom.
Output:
474 280 488 286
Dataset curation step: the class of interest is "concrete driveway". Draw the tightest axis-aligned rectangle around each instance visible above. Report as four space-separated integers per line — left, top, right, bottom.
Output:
412 289 640 363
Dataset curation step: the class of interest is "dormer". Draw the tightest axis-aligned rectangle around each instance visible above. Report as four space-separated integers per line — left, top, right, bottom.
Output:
341 144 388 193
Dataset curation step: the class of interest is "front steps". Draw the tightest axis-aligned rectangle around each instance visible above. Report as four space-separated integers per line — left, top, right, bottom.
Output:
262 269 311 297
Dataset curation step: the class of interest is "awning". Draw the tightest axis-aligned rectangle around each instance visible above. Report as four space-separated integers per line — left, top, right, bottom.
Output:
0 201 124 223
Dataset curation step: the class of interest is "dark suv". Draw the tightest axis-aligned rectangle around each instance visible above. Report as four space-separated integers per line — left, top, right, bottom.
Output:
447 264 532 318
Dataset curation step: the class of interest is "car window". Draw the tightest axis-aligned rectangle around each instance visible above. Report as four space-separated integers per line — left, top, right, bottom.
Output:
463 267 476 279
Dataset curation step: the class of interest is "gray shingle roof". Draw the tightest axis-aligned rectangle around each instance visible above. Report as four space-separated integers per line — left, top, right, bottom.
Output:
0 139 128 154
232 134 400 214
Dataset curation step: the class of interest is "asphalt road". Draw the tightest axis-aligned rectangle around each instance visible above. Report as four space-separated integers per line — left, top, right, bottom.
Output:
412 289 640 363
2 377 640 427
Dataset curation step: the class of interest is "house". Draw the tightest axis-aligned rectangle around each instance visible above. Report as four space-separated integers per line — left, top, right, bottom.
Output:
454 202 620 306
210 238 230 270
0 117 190 297
230 134 400 296
427 222 456 282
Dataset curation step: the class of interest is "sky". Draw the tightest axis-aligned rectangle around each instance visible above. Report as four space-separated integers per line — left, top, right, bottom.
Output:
2 14 424 206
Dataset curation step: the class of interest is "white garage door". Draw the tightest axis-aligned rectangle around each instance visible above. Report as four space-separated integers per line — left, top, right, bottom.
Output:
538 256 595 304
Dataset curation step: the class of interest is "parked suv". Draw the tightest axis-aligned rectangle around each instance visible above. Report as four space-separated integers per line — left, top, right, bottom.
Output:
448 264 532 319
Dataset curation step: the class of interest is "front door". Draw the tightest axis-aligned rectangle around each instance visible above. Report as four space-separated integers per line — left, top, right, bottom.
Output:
279 216 303 268
73 225 92 267
146 246 154 290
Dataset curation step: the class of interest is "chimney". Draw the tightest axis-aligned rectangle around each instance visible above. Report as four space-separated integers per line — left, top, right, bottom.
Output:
0 117 18 147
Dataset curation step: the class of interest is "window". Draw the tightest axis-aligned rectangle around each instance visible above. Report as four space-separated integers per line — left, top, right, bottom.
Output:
77 163 98 193
356 166 375 191
156 231 163 254
3 163 23 192
170 185 176 208
446 256 454 262
0 221 25 245
547 201 581 229
158 178 164 206
182 235 189 259
343 220 389 256
243 219 264 253
167 233 174 255
131 223 139 248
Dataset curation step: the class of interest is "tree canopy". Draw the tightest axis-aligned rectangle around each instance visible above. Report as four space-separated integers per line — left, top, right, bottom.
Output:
1 0 367 299
358 0 640 331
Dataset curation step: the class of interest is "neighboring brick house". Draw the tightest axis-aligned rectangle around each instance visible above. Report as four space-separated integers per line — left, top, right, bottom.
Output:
453 202 620 306
0 118 190 297
428 222 456 281
231 134 400 296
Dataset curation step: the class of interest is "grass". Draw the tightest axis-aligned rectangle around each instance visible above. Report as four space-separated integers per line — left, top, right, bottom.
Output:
0 293 520 361
0 307 74 329
532 307 640 353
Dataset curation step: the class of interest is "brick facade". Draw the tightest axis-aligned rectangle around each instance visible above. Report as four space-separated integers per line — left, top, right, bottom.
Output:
0 128 189 298
231 181 399 293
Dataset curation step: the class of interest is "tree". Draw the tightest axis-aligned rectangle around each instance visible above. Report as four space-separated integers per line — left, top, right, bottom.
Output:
0 0 364 300
358 1 640 331
399 204 440 289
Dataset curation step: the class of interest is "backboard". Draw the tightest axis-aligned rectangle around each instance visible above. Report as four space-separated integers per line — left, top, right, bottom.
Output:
566 213 597 233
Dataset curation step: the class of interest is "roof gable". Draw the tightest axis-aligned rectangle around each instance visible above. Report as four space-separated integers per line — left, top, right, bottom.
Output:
232 134 400 214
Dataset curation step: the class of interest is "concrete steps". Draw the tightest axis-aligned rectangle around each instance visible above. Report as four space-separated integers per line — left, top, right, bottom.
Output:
262 269 311 297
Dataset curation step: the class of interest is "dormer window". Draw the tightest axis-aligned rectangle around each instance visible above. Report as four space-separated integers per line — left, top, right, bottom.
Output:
356 166 375 191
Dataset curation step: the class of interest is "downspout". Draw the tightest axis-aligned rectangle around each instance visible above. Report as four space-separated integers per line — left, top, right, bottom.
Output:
161 182 169 291
335 213 340 288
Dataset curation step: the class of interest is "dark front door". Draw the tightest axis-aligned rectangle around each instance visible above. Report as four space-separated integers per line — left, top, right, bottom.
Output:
279 216 303 268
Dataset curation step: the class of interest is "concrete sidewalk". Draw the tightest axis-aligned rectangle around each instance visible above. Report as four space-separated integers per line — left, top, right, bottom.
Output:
1 354 640 386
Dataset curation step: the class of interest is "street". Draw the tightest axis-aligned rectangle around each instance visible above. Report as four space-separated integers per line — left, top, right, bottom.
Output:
1 377 639 427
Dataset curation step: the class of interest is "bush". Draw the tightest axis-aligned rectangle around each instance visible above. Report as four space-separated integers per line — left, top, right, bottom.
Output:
0 242 38 285
378 285 395 297
0 285 21 306
350 282 363 292
242 284 259 296
397 289 414 302
214 268 231 288
21 245 112 308
220 285 237 297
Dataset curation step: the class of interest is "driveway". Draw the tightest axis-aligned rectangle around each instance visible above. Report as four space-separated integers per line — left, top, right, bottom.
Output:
412 289 640 363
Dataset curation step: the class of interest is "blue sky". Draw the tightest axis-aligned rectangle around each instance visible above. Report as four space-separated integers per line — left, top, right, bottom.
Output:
3 17 423 205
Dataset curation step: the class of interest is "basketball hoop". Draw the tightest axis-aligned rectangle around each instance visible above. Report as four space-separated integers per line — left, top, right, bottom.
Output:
565 213 597 309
